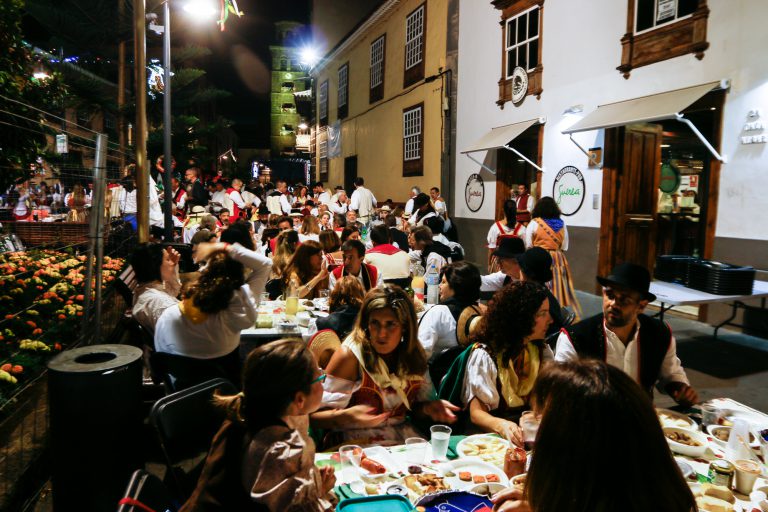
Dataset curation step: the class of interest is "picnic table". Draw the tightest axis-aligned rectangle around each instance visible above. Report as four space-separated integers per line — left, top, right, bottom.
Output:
650 280 768 338
316 399 768 509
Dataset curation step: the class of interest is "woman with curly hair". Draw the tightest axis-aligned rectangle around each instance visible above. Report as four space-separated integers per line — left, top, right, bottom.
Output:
525 196 582 320
154 241 272 360
283 241 329 299
312 284 459 445
460 281 553 445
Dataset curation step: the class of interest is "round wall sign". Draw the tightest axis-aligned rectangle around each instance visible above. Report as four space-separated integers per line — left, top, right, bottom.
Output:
659 162 681 193
465 173 484 212
511 66 529 104
552 166 586 216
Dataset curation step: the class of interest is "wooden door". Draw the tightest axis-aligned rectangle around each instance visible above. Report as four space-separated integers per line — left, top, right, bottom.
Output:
599 124 662 278
344 156 357 195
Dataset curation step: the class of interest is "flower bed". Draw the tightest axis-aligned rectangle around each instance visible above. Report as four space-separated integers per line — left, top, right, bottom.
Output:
0 249 124 412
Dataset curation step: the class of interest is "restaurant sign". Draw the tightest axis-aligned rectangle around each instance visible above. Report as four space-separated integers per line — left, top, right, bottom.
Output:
553 166 585 216
465 173 484 212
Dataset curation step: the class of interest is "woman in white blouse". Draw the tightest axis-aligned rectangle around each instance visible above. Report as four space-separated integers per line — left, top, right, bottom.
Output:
154 242 272 360
460 281 553 445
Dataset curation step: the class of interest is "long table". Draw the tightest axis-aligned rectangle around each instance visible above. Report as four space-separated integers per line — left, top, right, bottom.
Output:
649 280 768 338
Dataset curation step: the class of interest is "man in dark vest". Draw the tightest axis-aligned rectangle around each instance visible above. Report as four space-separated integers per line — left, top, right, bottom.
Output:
554 262 698 407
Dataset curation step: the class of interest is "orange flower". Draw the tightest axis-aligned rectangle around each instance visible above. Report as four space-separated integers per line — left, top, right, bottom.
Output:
58 314 66 320
26 321 37 328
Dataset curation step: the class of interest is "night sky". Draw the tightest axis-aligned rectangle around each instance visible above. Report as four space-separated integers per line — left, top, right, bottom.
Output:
21 0 312 149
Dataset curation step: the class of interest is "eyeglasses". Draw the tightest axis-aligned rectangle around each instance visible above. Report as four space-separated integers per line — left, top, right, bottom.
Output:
310 370 327 384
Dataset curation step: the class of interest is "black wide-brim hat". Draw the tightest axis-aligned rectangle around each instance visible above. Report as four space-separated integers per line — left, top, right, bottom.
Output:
597 262 656 302
492 237 526 259
518 247 553 283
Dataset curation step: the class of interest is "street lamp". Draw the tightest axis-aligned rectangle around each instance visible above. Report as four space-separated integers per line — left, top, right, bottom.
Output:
158 0 217 241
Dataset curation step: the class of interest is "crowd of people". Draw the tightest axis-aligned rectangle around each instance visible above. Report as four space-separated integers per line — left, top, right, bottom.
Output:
123 164 700 512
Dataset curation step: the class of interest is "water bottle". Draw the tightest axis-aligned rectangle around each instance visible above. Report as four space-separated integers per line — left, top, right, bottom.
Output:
425 263 440 305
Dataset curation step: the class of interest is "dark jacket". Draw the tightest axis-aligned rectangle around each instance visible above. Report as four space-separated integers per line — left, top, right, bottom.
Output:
561 313 672 396
315 304 360 340
187 180 209 209
389 227 409 251
421 240 453 269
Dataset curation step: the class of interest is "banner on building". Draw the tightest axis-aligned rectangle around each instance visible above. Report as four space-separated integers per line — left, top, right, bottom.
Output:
328 120 342 158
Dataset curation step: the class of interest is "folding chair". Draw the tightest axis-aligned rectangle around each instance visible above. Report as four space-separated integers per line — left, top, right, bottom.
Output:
149 378 238 500
117 469 179 512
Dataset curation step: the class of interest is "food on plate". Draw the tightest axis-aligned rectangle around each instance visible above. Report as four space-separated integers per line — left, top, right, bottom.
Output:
658 410 694 429
693 484 735 512
360 454 387 475
458 471 472 482
304 300 315 308
460 436 509 467
511 474 527 490
408 465 423 474
711 427 730 442
485 474 500 483
404 474 449 496
472 475 486 484
665 430 702 447
365 484 379 495
444 471 456 478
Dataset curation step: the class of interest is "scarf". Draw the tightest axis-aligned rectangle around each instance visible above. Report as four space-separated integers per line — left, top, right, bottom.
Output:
496 342 541 408
179 297 208 324
543 218 564 232
343 338 424 411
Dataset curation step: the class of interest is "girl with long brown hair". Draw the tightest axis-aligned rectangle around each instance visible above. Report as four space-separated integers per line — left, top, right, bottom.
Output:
491 359 696 512
181 339 337 512
311 284 459 445
282 241 329 299
270 229 299 279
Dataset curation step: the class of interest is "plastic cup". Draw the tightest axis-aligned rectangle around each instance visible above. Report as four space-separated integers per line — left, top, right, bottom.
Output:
430 425 452 460
701 404 721 427
733 459 761 494
520 412 540 451
405 437 428 464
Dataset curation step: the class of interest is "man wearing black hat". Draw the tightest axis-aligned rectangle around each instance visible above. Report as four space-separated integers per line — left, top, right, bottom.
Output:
554 262 698 406
252 203 270 239
480 237 526 293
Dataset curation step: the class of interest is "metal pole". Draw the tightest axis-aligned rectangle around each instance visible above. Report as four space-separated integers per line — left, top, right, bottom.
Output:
162 0 174 241
82 134 108 343
133 0 149 243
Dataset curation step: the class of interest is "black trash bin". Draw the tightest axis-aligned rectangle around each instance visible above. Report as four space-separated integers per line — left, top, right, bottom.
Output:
47 344 143 511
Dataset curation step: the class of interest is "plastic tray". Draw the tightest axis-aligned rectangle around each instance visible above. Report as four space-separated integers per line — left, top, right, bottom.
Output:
337 495 413 511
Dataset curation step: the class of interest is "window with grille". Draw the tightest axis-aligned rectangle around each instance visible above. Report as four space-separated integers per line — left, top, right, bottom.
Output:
370 35 386 103
319 80 329 126
318 128 329 180
338 63 349 119
404 4 426 87
402 103 423 176
505 6 539 77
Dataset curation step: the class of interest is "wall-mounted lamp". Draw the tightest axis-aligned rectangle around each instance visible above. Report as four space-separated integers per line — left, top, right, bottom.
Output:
563 104 584 115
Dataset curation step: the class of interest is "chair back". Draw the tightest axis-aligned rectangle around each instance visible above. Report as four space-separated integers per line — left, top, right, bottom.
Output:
117 469 178 512
429 345 465 389
264 278 284 300
561 307 577 327
150 378 238 498
115 264 137 305
151 349 241 393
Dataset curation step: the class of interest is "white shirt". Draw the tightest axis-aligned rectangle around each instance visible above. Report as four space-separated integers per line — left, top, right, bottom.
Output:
417 304 458 359
554 320 689 389
132 278 181 333
228 188 246 213
154 244 272 359
241 189 260 208
279 194 292 214
409 249 448 275
525 219 569 250
148 176 164 227
329 200 348 214
120 189 137 214
486 221 520 249
433 199 447 216
13 193 31 216
515 194 534 213
405 198 415 215
480 272 514 293
317 191 332 205
350 187 377 218
211 190 228 206
171 187 186 211
364 248 411 280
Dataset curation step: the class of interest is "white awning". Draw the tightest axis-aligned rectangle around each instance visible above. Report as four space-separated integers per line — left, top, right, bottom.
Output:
563 80 728 162
562 81 722 134
462 118 545 174
462 119 540 153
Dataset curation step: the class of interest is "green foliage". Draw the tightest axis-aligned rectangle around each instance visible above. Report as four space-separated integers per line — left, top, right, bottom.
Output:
0 0 68 189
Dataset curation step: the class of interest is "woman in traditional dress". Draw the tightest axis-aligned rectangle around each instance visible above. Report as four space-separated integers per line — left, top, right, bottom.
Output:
456 281 553 445
486 199 524 273
524 197 582 320
312 284 459 446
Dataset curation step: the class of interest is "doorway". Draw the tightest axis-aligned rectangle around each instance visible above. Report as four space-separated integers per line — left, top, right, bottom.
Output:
344 156 357 195
494 125 543 220
598 91 725 281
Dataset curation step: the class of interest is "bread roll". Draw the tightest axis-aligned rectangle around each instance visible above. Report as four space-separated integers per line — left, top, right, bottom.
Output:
701 483 735 503
695 495 733 512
